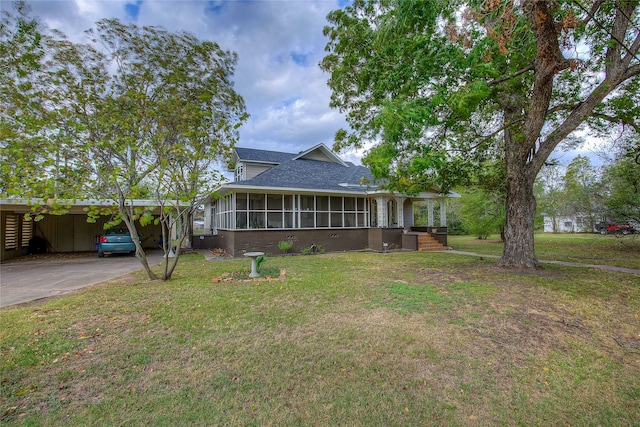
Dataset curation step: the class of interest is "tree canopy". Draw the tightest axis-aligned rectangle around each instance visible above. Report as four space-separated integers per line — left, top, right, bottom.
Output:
321 0 639 268
1 3 248 280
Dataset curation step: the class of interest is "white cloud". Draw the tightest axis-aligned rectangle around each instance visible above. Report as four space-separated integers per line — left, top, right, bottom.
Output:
23 0 351 157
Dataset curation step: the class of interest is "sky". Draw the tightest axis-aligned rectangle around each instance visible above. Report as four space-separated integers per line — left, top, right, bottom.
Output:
16 0 606 169
19 0 362 162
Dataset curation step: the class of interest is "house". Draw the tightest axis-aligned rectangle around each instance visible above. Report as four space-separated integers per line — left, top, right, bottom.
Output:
543 214 597 233
196 144 460 256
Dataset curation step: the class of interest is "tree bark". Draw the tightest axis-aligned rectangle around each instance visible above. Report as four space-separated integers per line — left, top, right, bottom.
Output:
500 166 539 268
499 103 539 268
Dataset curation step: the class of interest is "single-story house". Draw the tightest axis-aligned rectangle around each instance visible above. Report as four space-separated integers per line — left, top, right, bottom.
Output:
195 144 460 256
543 214 597 233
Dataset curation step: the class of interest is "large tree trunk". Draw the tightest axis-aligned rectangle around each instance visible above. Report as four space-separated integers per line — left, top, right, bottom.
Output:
500 169 538 268
499 102 540 269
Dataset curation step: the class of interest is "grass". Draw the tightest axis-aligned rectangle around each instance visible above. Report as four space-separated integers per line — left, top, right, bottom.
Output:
448 233 640 269
1 245 639 426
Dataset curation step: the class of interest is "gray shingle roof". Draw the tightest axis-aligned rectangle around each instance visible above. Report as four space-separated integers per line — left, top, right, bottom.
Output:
235 147 295 164
234 157 377 193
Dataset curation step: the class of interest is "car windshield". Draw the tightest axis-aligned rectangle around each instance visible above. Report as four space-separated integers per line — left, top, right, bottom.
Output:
105 229 130 235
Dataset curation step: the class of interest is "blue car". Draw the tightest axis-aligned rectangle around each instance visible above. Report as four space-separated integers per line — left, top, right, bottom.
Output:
97 229 136 257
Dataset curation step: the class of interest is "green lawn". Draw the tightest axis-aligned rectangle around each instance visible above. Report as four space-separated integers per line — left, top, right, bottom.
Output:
448 233 640 269
1 249 639 426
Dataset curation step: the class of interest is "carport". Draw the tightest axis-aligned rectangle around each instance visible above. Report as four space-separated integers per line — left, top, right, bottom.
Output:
0 199 164 262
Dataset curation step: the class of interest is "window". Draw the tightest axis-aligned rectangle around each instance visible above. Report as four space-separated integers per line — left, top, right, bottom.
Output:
316 196 329 227
235 163 245 181
214 192 370 230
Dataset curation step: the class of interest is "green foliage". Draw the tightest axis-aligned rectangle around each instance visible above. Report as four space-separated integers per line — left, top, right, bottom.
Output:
2 8 248 280
300 247 312 255
601 150 640 224
458 186 505 239
256 255 266 271
321 0 639 266
278 240 293 253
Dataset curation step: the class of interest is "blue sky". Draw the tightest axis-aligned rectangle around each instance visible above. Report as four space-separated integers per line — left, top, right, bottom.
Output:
18 0 605 169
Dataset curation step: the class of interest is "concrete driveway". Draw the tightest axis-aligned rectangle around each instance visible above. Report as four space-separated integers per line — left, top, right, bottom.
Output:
0 252 164 308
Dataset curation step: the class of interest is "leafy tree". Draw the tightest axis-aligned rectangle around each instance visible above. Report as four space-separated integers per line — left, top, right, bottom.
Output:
562 155 601 231
600 148 640 226
458 186 505 239
2 10 248 280
0 1 86 201
321 0 640 268
535 162 568 233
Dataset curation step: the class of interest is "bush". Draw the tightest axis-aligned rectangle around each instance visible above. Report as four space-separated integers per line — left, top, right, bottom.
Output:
278 240 293 253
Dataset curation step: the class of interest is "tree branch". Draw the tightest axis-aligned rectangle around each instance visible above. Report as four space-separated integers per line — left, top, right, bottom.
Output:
574 0 640 67
593 112 640 133
623 63 640 81
489 64 535 86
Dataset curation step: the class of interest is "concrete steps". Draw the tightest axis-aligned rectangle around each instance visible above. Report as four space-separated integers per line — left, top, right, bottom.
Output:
417 234 448 251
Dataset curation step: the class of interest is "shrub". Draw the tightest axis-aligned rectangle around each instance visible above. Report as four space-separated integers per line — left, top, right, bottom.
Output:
278 240 293 254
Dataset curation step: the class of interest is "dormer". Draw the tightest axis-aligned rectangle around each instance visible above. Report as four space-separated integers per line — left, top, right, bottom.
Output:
230 147 295 182
293 144 348 166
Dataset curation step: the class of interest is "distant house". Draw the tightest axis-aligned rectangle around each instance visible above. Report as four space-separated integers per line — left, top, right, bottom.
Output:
543 214 596 233
197 144 460 256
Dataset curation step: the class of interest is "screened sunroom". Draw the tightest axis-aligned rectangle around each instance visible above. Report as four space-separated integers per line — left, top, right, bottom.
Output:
212 192 371 230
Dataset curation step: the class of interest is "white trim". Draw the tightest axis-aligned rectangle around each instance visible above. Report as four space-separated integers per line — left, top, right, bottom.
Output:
292 143 348 167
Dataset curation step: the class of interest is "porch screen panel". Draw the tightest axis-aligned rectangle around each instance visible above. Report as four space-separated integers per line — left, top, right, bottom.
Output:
300 196 314 228
284 195 294 228
330 213 343 227
344 197 356 211
300 195 314 211
344 213 355 227
284 212 294 228
249 194 265 210
267 212 282 228
316 196 329 228
248 194 265 228
235 193 248 229
267 194 282 210
265 194 283 228
236 193 248 210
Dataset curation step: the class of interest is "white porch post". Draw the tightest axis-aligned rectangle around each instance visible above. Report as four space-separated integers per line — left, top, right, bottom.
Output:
403 199 414 229
427 199 434 227
377 196 387 227
395 197 404 228
439 199 447 227
204 202 213 231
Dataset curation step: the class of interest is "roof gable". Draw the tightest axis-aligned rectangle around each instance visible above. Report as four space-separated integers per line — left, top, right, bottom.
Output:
292 144 347 167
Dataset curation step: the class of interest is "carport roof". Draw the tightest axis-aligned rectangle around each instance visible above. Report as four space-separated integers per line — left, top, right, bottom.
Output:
0 198 168 214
